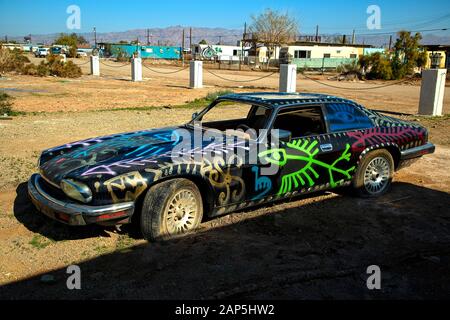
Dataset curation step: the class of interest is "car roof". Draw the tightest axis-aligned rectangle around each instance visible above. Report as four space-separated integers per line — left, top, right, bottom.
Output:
217 92 360 109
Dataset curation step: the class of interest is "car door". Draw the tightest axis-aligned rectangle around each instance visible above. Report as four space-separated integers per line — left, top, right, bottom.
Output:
255 104 358 198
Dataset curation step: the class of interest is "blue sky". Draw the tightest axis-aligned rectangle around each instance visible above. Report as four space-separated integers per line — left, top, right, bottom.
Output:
1 0 450 36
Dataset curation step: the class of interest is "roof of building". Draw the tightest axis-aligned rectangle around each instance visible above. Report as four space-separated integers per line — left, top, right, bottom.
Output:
218 92 358 108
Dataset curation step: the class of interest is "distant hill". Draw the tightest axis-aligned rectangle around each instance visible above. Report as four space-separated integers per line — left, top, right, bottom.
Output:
8 26 450 47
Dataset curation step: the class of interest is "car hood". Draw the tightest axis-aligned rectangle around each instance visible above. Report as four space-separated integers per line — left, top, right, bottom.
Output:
39 126 185 184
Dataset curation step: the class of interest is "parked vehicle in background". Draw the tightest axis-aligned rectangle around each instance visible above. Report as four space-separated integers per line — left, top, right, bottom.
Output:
76 49 88 58
35 48 49 58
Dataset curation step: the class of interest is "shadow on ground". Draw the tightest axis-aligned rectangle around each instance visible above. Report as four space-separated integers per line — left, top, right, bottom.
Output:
4 182 450 299
13 182 140 241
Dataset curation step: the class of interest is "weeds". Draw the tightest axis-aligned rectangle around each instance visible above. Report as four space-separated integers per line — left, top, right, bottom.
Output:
0 91 15 116
29 234 54 249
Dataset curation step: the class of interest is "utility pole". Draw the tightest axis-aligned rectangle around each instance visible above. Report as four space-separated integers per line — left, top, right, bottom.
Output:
218 35 222 45
240 22 246 71
182 29 185 66
189 27 192 49
147 29 150 45
352 30 355 44
388 35 393 51
93 27 97 47
315 25 319 42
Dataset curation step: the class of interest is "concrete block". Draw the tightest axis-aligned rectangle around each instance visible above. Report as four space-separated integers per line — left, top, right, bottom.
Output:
190 61 203 89
90 55 100 76
419 69 447 116
279 64 297 93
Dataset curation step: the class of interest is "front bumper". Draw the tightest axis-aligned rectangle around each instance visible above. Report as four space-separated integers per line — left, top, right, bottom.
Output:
28 174 135 226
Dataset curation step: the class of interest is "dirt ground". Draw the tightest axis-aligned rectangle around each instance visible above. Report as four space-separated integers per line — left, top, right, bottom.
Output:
0 62 449 299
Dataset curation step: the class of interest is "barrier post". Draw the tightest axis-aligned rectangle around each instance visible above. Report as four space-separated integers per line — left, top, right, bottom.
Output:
131 58 142 82
90 55 100 76
190 61 203 89
419 69 447 116
279 64 297 93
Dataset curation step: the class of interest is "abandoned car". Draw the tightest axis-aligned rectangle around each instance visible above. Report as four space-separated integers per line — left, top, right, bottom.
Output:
28 92 435 240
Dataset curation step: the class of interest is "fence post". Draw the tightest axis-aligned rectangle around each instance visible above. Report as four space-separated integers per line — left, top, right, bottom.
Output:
279 64 297 93
90 55 100 76
190 60 203 89
419 69 447 116
131 57 142 82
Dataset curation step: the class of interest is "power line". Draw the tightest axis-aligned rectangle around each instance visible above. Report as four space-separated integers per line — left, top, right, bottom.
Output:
355 27 449 37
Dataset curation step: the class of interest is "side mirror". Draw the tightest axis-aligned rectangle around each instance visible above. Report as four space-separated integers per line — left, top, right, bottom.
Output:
192 112 199 120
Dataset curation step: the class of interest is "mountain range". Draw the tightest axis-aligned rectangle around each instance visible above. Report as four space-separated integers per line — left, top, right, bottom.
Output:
7 26 450 48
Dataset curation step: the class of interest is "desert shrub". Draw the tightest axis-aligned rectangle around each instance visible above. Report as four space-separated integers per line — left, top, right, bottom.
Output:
38 55 82 78
0 92 13 115
37 62 50 77
116 49 130 62
0 47 30 74
21 63 38 76
359 53 394 80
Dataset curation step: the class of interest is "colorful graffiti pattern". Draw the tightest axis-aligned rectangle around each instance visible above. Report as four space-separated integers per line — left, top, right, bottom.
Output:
259 139 355 195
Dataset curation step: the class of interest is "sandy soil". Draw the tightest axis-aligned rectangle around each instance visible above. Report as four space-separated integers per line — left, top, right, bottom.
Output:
0 65 449 299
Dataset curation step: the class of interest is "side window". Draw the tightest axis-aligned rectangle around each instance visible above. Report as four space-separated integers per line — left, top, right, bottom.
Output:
273 106 326 138
325 103 373 132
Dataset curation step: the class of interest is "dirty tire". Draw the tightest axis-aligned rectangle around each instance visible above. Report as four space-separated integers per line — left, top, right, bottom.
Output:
140 178 203 241
353 149 394 198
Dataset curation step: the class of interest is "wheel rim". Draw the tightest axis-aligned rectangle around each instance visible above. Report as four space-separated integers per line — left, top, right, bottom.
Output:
165 189 198 234
363 157 391 195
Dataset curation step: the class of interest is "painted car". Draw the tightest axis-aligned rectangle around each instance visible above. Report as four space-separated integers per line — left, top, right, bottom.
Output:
28 93 435 240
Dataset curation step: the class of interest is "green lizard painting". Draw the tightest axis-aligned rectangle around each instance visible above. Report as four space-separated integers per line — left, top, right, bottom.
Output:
259 139 356 195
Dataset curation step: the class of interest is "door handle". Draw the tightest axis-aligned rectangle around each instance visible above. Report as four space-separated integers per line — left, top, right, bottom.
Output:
320 144 333 152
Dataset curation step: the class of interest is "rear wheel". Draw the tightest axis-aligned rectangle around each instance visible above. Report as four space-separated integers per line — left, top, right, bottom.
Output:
140 178 203 241
353 149 394 197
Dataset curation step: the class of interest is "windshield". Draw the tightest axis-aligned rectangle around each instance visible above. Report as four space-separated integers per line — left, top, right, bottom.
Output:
190 100 272 133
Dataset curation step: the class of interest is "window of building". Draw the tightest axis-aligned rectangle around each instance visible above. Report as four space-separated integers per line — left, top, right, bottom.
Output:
323 53 331 58
325 103 374 132
294 50 311 59
350 54 357 59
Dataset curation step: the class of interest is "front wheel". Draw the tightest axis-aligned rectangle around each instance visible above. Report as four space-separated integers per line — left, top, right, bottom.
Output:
140 178 203 241
353 149 394 197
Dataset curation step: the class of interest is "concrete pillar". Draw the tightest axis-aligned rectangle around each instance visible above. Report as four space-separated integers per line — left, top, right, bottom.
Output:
90 55 100 76
190 61 203 89
419 69 447 116
279 64 297 93
131 58 142 82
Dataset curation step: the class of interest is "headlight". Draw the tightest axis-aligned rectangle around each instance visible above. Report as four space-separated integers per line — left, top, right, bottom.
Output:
60 179 93 203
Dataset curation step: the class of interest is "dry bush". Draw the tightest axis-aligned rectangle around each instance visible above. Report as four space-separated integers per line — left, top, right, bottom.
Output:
0 92 14 115
0 47 30 74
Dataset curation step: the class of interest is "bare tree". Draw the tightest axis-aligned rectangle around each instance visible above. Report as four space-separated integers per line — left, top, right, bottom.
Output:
249 9 298 67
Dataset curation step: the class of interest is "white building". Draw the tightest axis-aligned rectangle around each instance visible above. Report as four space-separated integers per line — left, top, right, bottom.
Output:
191 44 250 61
281 45 359 60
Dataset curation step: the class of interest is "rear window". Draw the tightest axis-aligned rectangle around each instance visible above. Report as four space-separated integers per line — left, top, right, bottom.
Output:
325 103 373 132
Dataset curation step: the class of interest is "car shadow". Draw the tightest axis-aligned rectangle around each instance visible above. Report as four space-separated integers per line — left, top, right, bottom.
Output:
5 182 450 299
